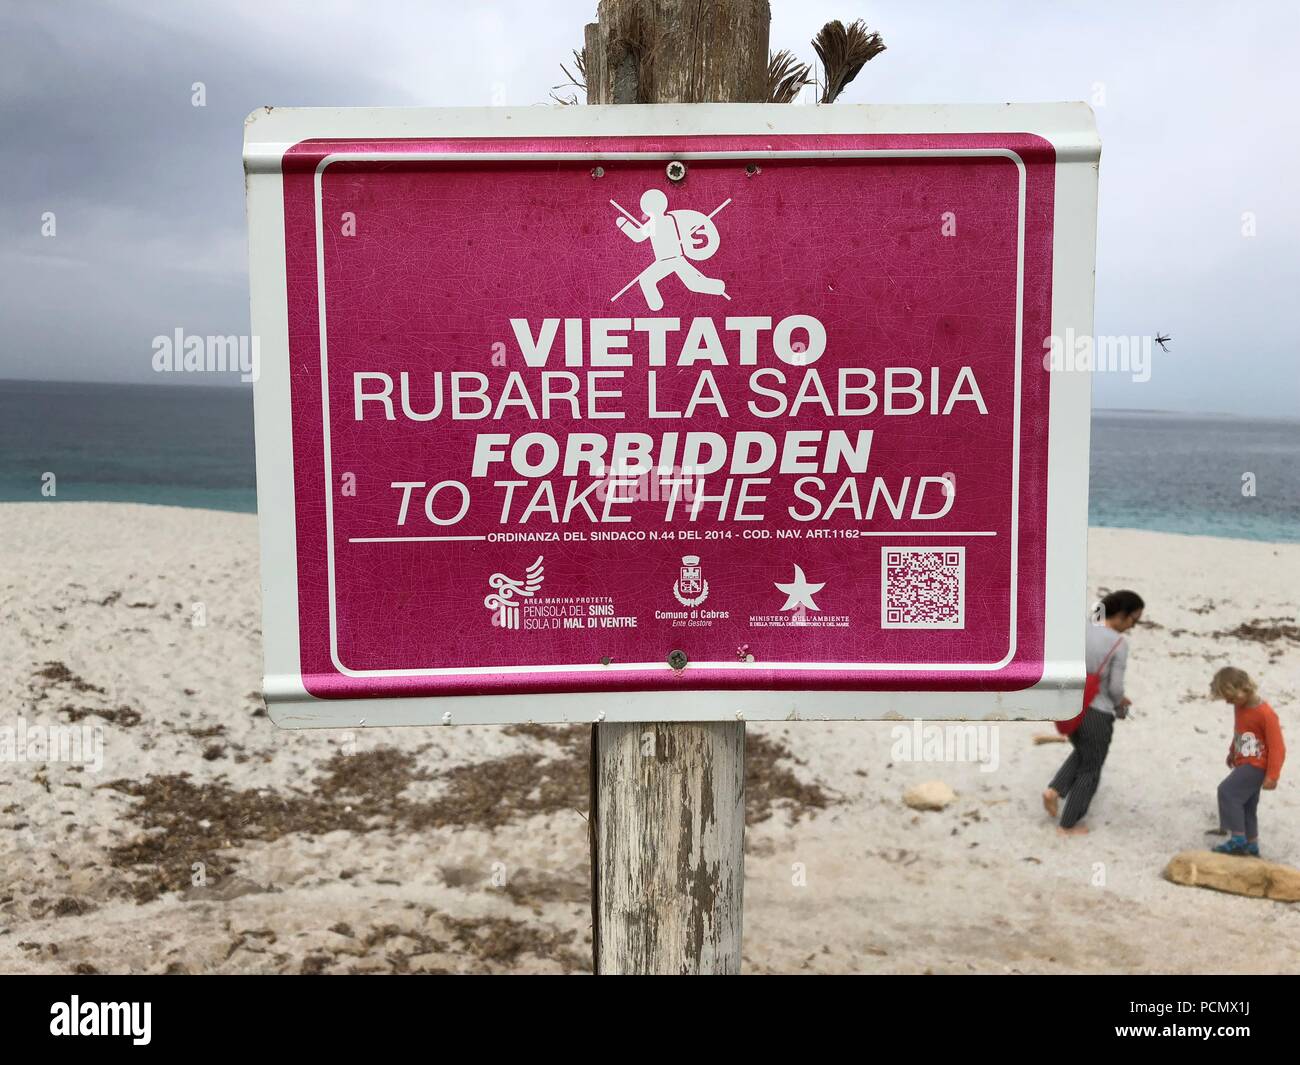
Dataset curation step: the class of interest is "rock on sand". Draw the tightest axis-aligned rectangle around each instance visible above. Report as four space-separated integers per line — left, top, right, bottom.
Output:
903 781 956 811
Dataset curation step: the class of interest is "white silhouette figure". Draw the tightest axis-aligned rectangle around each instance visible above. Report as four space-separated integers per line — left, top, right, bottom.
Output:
611 189 731 311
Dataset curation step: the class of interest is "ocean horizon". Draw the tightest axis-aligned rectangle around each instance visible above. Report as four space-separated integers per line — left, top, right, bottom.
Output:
1 378 1297 543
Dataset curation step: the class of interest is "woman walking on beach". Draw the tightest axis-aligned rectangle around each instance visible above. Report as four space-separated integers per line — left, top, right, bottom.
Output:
1043 590 1145 835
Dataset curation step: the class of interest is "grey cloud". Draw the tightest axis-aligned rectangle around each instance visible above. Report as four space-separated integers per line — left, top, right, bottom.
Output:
2 0 1297 414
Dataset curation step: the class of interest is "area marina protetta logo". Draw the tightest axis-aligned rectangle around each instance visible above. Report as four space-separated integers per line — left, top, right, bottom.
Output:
484 555 545 629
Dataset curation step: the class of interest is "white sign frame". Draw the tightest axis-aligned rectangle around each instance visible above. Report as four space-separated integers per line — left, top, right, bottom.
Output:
244 103 1100 728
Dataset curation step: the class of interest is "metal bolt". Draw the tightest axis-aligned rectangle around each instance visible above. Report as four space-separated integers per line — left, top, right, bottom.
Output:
745 164 760 177
665 160 687 182
600 655 612 666
667 649 688 671
591 166 605 178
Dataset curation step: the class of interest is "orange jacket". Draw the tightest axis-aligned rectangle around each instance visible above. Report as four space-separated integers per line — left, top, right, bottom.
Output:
1229 701 1286 782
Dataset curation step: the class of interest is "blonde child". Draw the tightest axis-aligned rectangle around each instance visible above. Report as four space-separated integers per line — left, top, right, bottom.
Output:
1210 667 1285 857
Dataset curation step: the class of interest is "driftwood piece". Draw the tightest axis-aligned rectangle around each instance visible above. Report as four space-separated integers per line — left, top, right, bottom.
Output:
1163 850 1300 902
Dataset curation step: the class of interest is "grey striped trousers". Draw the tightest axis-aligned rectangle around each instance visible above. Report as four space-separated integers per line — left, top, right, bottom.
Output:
1049 707 1115 828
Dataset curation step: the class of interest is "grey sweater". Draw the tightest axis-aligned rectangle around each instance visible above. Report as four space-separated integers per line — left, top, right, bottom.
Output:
1085 624 1128 715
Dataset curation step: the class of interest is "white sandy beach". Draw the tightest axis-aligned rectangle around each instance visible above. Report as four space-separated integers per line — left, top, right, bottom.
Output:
1 502 1297 974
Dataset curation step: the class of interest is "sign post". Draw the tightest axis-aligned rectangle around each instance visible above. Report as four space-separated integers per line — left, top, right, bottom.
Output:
244 95 1099 971
584 0 763 976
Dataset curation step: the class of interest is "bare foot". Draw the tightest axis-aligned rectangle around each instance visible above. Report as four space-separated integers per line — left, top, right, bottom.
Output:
1057 824 1089 836
1042 788 1059 818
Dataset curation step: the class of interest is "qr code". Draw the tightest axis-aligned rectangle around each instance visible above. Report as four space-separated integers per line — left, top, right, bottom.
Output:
881 548 965 629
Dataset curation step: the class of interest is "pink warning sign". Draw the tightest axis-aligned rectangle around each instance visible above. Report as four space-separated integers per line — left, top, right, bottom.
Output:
247 106 1098 724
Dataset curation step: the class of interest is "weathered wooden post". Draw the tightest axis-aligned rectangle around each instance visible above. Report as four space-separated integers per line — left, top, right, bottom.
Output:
585 0 770 975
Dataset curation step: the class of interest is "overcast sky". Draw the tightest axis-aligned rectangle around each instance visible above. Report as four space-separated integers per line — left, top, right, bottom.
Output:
2 0 1297 415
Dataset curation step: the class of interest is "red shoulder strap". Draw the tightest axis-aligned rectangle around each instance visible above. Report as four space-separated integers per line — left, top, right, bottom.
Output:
1098 637 1124 669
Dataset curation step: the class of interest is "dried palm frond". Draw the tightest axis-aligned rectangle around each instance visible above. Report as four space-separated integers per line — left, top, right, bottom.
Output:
550 48 588 106
812 19 886 104
767 48 812 104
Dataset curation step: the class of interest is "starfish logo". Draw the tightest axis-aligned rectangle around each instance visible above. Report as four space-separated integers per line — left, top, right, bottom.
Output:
774 565 825 612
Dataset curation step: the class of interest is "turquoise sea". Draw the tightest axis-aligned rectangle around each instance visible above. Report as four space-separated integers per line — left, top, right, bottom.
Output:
0 380 1296 542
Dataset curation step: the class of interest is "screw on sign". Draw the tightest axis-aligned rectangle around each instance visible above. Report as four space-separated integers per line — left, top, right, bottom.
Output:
245 99 1099 976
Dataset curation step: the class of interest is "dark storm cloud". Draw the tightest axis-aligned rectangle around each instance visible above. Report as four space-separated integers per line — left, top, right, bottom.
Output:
1 0 1297 415
0 0 414 383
